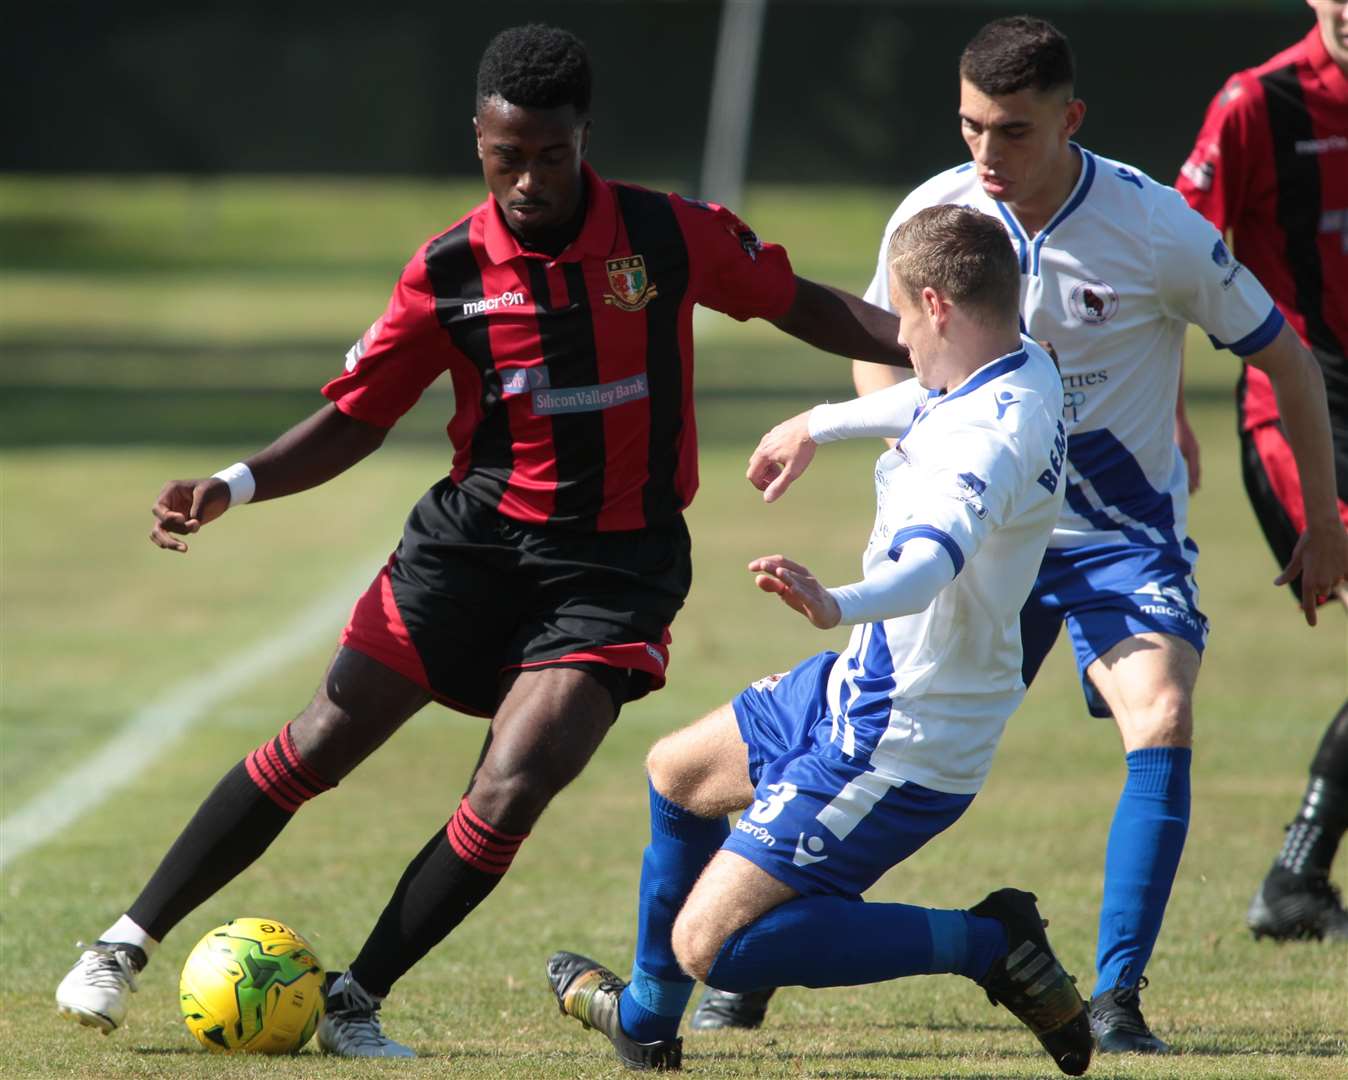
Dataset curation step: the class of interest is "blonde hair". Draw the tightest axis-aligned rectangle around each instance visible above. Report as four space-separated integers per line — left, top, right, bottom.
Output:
887 205 1020 320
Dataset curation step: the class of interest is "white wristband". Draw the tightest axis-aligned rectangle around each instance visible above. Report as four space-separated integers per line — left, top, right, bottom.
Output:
211 462 256 507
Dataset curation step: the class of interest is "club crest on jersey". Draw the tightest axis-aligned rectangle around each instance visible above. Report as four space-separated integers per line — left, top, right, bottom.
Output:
1068 280 1119 325
604 255 657 311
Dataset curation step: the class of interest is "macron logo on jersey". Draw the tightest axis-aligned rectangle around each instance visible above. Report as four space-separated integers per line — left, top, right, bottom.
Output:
463 290 527 317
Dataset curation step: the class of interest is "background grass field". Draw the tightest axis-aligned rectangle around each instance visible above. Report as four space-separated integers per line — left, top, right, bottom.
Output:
1 177 1344 1078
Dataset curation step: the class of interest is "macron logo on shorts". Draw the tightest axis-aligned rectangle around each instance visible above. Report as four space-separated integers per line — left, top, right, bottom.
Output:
735 819 776 847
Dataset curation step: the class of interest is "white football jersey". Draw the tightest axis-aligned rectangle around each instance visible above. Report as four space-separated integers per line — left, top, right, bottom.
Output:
824 338 1066 794
865 146 1283 549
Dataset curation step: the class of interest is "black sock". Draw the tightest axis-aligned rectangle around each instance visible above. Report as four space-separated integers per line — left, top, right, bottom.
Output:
127 727 332 941
1273 701 1348 879
349 798 526 998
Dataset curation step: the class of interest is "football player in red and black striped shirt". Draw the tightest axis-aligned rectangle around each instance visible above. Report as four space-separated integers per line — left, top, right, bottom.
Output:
54 25 909 1055
1176 0 1348 943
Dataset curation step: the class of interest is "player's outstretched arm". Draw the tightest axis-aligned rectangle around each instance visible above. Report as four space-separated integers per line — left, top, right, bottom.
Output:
746 412 816 504
1246 323 1348 623
149 403 388 553
747 381 926 503
749 555 841 629
772 277 910 367
751 538 955 630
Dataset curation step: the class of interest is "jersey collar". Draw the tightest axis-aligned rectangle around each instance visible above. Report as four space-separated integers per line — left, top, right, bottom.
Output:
1305 25 1348 101
991 144 1097 277
482 161 618 265
911 346 1029 427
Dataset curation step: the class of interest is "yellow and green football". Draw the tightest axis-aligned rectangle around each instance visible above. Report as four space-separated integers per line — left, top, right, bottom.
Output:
179 917 324 1053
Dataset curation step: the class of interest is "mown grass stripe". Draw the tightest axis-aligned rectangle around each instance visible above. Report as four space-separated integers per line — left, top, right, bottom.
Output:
0 566 373 871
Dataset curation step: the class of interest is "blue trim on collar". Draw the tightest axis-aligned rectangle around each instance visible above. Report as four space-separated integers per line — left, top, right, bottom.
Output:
1209 305 1285 357
994 201 1029 274
1031 148 1096 276
888 525 965 576
922 348 1028 417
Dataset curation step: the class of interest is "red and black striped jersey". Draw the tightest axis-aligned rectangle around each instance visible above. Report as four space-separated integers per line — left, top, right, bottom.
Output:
1177 27 1347 431
324 162 796 531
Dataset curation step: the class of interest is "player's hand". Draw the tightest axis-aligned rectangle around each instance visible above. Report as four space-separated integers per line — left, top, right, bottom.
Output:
749 554 841 630
746 411 816 503
150 477 231 553
1175 412 1202 493
1275 522 1348 626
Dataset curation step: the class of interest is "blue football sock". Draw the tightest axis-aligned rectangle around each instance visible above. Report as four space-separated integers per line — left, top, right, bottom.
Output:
1095 746 1191 995
618 780 729 1042
705 895 1008 993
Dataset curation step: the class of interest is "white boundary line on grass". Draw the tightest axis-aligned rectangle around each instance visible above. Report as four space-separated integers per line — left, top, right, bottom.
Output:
0 567 372 872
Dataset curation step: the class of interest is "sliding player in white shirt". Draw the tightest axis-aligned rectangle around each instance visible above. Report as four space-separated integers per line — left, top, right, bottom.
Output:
691 15 1348 1054
547 205 1094 1077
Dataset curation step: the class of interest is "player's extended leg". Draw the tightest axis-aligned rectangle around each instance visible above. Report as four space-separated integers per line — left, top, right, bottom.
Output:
675 854 1091 1077
548 703 751 1070
1083 631 1199 1054
1248 697 1348 941
319 664 619 1058
55 646 430 1034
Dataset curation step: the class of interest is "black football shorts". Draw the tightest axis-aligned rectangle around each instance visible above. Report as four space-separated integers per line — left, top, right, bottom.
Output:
341 478 691 715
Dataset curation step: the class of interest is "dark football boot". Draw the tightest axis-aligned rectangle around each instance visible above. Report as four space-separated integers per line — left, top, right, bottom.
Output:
971 888 1093 1075
547 951 682 1071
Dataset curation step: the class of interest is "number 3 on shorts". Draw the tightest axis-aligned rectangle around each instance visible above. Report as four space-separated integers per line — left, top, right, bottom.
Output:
748 781 798 824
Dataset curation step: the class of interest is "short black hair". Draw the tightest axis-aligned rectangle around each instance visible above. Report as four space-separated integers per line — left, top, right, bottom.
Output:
960 15 1075 97
476 24 592 114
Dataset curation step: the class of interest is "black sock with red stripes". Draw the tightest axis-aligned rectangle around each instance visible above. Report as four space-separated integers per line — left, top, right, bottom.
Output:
348 797 528 998
127 725 333 941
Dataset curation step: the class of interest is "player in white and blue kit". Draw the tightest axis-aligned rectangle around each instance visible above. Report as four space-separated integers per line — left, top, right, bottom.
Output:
547 206 1094 1077
691 15 1348 1053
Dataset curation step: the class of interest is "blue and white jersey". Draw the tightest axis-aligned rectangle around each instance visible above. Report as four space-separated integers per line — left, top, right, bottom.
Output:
864 146 1284 550
823 338 1066 794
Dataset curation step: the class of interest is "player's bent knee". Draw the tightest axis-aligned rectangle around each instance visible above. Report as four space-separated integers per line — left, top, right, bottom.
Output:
287 698 370 781
466 764 559 833
1118 687 1194 750
669 909 724 985
645 737 700 807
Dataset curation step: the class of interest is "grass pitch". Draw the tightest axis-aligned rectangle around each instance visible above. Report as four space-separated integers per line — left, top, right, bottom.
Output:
1 177 1345 1078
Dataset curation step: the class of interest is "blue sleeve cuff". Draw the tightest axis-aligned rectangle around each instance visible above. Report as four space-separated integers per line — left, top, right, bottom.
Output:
1208 305 1284 357
887 525 965 576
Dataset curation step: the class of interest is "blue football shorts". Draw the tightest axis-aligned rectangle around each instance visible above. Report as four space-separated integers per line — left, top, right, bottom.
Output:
723 651 975 898
1020 540 1209 718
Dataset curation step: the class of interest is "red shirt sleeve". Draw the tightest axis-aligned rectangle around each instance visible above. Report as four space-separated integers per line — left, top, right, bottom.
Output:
1175 73 1261 231
321 244 450 428
670 196 797 322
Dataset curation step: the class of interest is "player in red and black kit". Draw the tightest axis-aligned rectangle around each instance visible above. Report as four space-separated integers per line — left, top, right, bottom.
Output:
1176 0 1348 942
54 25 910 1056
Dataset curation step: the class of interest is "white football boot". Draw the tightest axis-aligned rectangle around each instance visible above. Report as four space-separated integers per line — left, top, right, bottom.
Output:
318 971 415 1058
55 944 140 1033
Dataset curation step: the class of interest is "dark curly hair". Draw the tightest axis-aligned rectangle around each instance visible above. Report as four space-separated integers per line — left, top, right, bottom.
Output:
476 24 592 114
960 16 1075 97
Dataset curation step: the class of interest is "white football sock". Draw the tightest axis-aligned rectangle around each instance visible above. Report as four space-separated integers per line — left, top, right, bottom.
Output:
99 914 160 960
